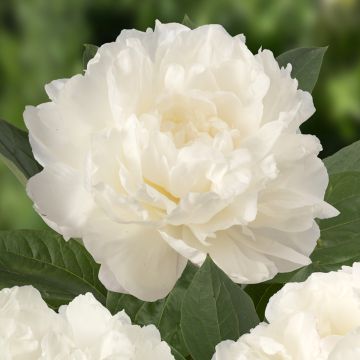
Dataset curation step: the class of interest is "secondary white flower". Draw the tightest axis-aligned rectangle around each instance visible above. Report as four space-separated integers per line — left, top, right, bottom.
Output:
25 21 337 301
41 293 174 360
266 263 360 338
0 286 174 360
212 263 360 359
0 286 61 360
212 313 323 360
328 328 360 360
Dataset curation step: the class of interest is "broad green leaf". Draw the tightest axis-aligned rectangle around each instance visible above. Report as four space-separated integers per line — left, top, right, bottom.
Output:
276 47 327 92
83 44 99 68
137 263 197 356
169 346 187 360
106 263 197 357
318 172 360 246
0 230 107 309
106 292 145 320
0 119 41 184
269 171 360 283
324 140 360 175
181 257 259 360
244 283 283 321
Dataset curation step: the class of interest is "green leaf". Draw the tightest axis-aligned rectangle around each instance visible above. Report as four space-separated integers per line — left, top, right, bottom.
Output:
0 230 107 309
276 47 327 92
170 346 187 360
269 171 360 283
182 14 196 29
324 140 360 175
83 44 99 68
106 291 145 320
140 263 197 356
106 263 197 357
181 257 259 360
318 172 360 246
244 283 283 321
0 119 41 184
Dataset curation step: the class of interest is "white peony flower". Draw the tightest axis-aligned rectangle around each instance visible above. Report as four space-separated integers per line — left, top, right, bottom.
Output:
41 293 174 360
266 262 360 338
212 263 360 359
0 286 61 360
25 21 337 301
0 286 174 360
328 328 360 360
212 313 323 360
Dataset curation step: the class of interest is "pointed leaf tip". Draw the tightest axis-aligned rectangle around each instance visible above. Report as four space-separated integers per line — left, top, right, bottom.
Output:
276 46 328 92
182 14 196 29
0 118 41 184
181 256 259 360
83 44 99 69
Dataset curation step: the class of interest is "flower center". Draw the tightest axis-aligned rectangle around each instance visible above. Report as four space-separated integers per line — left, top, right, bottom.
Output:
158 93 229 147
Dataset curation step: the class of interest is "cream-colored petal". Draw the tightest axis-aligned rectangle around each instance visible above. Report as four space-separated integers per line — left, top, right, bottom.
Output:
83 215 187 301
27 165 94 239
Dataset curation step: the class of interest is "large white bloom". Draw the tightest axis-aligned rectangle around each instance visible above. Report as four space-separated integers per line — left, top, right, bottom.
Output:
0 286 174 360
212 263 360 359
25 21 337 301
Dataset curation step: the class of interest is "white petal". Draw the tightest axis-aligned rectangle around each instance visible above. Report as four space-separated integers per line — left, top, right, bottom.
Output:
45 79 68 101
83 215 187 301
160 226 207 266
207 228 277 283
58 293 112 347
26 165 94 239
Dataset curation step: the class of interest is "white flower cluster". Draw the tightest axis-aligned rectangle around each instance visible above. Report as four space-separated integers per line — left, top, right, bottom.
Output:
212 262 360 359
0 286 174 360
25 21 337 301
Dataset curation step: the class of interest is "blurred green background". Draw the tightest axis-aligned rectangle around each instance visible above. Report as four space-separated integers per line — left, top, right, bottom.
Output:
0 0 359 230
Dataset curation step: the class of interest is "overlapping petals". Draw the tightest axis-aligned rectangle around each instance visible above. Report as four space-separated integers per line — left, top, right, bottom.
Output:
0 286 174 360
25 21 337 300
212 263 360 359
